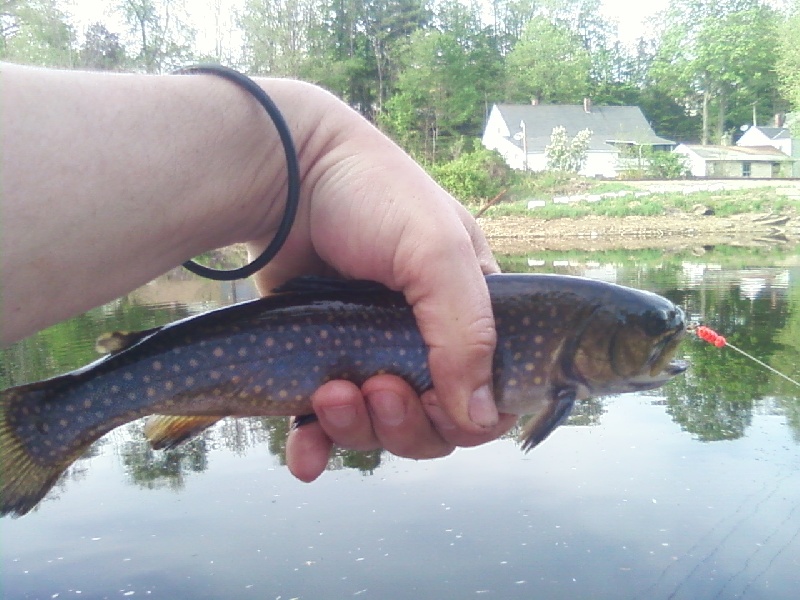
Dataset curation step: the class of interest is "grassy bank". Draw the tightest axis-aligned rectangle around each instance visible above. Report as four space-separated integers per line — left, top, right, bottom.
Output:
472 174 798 220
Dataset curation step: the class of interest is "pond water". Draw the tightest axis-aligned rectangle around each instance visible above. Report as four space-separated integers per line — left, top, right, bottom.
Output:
2 245 800 600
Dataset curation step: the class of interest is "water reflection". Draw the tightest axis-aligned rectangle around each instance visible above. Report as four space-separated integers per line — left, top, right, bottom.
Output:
1 246 799 499
4 247 800 600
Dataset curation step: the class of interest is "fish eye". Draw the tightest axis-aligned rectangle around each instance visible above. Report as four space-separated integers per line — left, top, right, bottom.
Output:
641 309 672 337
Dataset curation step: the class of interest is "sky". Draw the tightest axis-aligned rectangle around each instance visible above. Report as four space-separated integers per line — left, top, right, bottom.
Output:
599 0 670 43
67 0 671 53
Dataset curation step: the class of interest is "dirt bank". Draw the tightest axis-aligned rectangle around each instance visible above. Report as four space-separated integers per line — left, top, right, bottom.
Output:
479 212 800 254
479 179 800 254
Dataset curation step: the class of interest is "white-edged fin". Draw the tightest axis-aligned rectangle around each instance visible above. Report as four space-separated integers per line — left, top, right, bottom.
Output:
519 388 576 452
143 415 223 450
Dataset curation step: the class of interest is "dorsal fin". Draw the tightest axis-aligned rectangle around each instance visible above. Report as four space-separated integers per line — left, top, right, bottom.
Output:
272 276 390 295
95 327 161 355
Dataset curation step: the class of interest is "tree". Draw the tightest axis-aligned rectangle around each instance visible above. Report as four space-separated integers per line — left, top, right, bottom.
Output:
300 0 376 114
360 0 430 115
79 22 127 70
383 29 482 161
116 0 195 73
649 0 782 144
0 0 75 67
239 0 320 76
381 1 502 161
505 16 590 104
777 0 800 111
488 0 539 54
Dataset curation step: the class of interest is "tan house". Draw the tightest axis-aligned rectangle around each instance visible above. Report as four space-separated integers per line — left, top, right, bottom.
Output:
673 144 795 178
736 124 800 177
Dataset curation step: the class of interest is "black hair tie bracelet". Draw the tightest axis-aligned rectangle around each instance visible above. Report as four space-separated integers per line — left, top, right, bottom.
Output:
173 64 300 281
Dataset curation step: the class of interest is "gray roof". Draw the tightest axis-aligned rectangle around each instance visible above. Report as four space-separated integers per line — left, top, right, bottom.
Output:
678 144 793 162
493 104 674 153
748 126 791 140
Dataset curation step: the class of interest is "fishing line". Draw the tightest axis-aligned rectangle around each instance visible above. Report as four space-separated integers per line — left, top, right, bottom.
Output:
691 325 800 389
174 64 300 281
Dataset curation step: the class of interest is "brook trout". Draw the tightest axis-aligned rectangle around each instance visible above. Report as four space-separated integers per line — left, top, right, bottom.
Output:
0 274 687 516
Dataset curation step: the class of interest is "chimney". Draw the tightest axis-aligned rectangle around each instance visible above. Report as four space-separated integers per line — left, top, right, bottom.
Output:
583 97 592 113
775 113 785 128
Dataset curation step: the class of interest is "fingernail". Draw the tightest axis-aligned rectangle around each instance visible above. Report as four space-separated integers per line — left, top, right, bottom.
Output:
468 385 498 428
320 405 356 429
369 390 407 426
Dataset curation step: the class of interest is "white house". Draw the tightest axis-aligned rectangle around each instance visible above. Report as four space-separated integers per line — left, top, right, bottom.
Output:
481 101 674 178
674 144 794 178
737 123 800 177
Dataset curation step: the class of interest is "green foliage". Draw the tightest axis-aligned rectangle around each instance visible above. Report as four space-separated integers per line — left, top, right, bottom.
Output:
617 147 690 179
650 0 783 143
79 22 127 70
544 126 592 173
2 0 794 169
777 0 800 111
505 16 590 104
646 150 690 179
117 0 196 73
238 0 320 76
486 183 795 219
381 28 481 160
380 16 501 162
0 0 75 67
429 147 511 203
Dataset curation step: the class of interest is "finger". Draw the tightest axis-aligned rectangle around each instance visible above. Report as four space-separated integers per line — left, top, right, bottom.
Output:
453 200 501 276
399 221 499 433
362 375 454 460
310 379 380 452
422 390 518 448
285 418 332 482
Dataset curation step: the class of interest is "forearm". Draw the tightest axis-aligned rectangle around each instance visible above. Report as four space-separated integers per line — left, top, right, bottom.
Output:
0 64 323 344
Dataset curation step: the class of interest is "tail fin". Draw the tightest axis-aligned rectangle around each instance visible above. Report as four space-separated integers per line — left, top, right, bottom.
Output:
0 386 91 517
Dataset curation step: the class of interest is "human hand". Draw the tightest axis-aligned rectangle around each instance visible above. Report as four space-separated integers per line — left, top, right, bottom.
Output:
0 65 516 478
246 82 517 480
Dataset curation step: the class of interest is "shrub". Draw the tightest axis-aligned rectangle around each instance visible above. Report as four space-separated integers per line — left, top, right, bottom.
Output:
430 148 512 203
617 146 690 179
545 126 592 173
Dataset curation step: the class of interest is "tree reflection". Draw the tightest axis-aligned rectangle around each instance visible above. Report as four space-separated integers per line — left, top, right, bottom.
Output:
118 422 208 490
664 277 798 441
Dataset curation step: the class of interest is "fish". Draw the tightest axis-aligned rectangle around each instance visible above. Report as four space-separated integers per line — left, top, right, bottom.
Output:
0 274 687 516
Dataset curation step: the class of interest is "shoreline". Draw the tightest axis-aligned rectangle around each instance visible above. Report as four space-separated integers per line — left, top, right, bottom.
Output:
479 211 800 254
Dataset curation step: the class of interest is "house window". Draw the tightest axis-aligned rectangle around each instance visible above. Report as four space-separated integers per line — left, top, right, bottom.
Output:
772 162 780 177
742 162 752 177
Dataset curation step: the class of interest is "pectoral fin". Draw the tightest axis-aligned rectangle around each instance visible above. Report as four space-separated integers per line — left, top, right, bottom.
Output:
143 415 223 450
519 388 576 452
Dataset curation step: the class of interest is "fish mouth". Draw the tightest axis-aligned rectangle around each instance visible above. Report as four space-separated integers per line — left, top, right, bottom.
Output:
626 355 688 392
646 305 689 379
637 318 689 387
664 359 689 377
